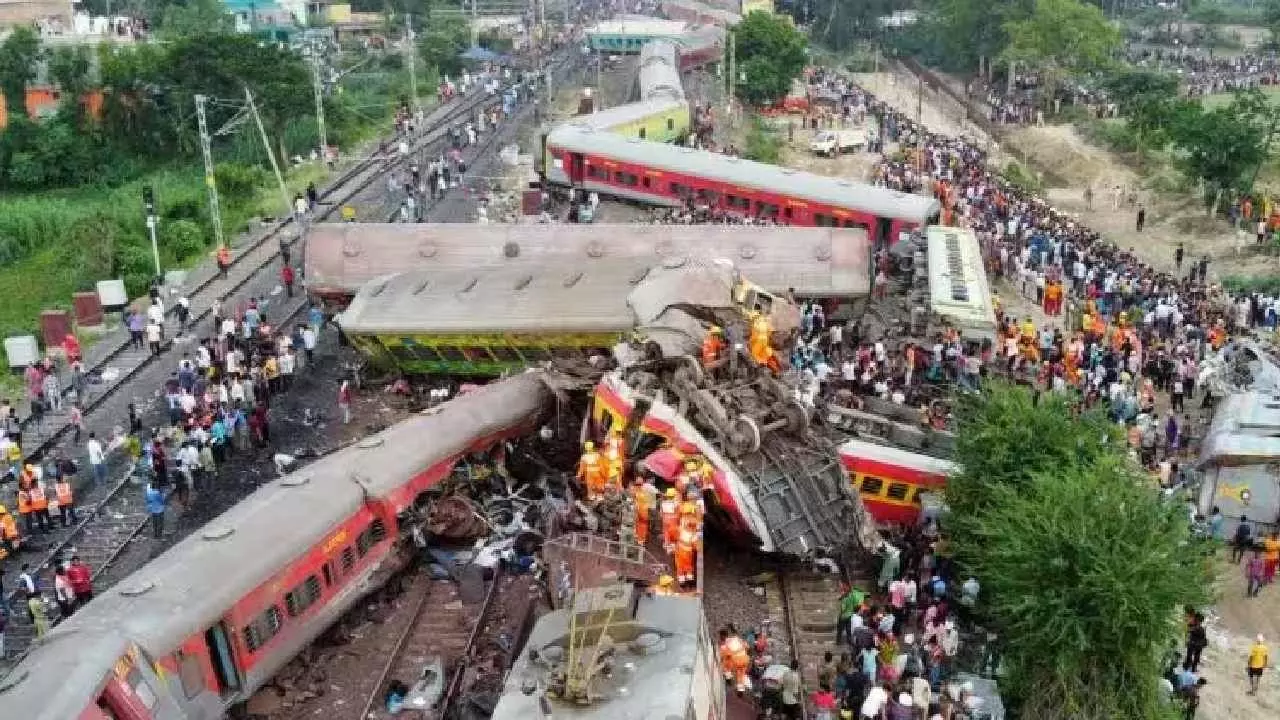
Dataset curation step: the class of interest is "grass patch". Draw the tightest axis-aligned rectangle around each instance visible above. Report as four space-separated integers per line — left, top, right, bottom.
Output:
1201 85 1280 109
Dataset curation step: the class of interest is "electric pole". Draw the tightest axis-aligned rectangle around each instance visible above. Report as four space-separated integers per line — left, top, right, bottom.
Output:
727 30 736 128
312 54 329 164
244 87 291 216
406 13 419 113
194 95 225 249
142 184 161 278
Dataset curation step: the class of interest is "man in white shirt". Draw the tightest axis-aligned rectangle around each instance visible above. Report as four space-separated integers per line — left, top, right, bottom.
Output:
86 433 106 485
301 326 318 364
145 320 162 355
860 685 889 719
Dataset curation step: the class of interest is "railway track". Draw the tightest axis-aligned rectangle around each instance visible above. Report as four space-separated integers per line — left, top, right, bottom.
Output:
0 61 582 663
359 569 506 720
378 52 580 223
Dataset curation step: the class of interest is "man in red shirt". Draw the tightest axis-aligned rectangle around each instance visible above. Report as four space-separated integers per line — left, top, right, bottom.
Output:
66 555 94 607
281 265 296 298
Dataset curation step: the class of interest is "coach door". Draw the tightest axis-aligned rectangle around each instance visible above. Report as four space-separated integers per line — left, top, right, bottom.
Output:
203 623 242 696
875 217 894 250
570 153 585 184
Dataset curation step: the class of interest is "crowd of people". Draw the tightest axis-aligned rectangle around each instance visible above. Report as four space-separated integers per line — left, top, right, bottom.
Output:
1127 47 1280 98
0 275 327 647
768 62 1280 716
387 67 540 223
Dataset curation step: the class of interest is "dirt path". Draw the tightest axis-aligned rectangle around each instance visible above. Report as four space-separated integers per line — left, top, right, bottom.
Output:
1198 556 1280 720
1000 124 1280 283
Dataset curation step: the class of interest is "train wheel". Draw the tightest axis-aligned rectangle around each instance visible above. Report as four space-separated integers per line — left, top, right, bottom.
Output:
729 415 762 456
781 399 810 436
672 355 704 388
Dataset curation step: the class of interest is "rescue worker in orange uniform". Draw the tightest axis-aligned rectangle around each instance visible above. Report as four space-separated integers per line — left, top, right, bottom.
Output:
675 457 700 497
602 430 625 493
0 505 20 558
718 628 752 693
679 488 703 539
748 312 780 373
659 488 681 551
701 326 726 370
29 478 50 533
673 528 699 587
576 441 606 499
631 476 657 545
55 476 77 526
16 484 33 536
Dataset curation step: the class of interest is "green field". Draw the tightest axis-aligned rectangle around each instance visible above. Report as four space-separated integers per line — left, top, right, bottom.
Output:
1200 84 1280 109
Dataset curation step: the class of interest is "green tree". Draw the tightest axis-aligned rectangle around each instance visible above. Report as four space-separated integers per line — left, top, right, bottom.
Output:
733 11 808 106
158 0 235 38
1169 89 1278 213
1266 0 1280 45
923 0 1031 73
1000 0 1121 109
1101 68 1187 165
0 27 41 119
418 15 471 79
946 384 1208 719
48 46 94 124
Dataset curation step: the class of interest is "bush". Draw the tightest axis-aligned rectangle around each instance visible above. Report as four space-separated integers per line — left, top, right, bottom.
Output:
1002 161 1043 194
743 119 782 164
164 219 206 262
214 162 270 204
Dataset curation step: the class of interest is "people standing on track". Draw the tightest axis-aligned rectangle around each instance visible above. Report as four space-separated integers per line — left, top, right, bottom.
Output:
338 379 352 424
145 482 166 539
85 432 106 486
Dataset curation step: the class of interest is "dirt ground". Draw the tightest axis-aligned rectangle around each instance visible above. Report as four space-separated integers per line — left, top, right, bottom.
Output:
1003 123 1280 283
1199 555 1280 720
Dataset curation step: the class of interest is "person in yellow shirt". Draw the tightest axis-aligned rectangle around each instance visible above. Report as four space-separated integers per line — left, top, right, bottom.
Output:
1248 634 1269 695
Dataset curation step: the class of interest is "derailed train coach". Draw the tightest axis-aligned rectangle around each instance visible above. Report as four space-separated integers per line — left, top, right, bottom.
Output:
0 375 556 720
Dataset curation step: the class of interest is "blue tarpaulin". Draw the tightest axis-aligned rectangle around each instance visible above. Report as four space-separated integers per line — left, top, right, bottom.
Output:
460 45 502 62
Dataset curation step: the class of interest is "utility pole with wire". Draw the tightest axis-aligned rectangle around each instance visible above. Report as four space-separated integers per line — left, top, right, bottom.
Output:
311 54 329 164
406 13 419 113
727 30 736 128
194 95 225 249
244 87 291 215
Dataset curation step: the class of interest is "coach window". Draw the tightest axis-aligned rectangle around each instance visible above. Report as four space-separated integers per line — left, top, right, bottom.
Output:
588 165 608 180
755 202 779 218
286 576 322 618
520 346 553 361
385 343 418 364
463 346 494 362
614 172 638 186
670 181 690 196
886 483 911 502
242 605 283 653
341 546 356 573
489 345 523 363
436 346 467 363
727 195 750 211
409 345 441 362
859 476 884 496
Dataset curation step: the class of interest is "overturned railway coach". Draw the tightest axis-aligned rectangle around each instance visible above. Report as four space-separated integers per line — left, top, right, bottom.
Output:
335 258 807 376
305 222 872 314
0 375 555 720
